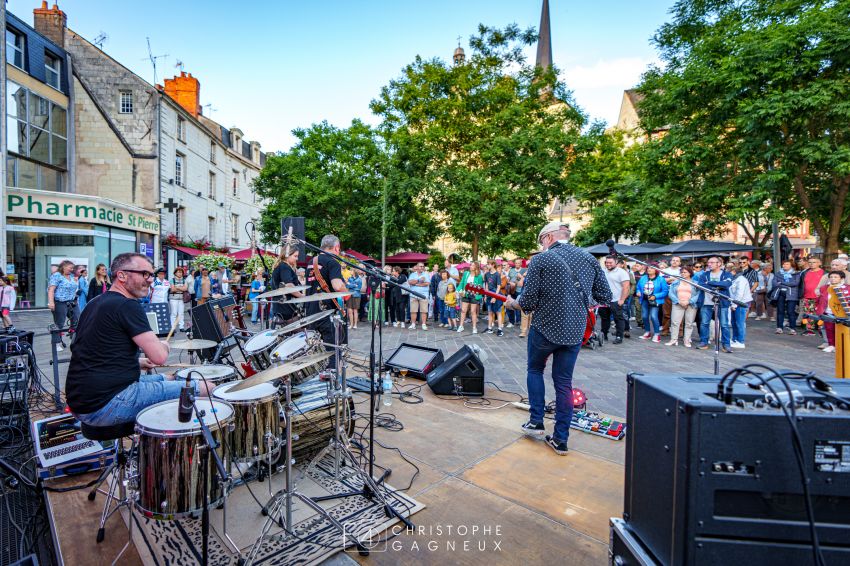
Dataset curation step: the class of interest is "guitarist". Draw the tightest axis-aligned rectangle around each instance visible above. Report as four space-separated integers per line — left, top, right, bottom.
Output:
504 222 611 456
307 235 348 352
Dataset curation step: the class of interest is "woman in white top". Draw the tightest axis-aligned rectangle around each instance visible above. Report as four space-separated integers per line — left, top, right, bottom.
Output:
169 267 188 331
149 268 171 304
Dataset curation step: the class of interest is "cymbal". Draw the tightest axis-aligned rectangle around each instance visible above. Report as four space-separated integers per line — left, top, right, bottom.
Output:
285 291 350 304
255 285 311 300
169 339 218 350
275 310 334 334
228 351 334 392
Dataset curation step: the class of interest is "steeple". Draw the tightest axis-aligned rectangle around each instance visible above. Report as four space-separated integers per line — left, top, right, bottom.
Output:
535 0 552 70
453 36 466 65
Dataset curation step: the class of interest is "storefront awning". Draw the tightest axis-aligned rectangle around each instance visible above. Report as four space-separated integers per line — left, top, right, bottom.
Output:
170 245 204 257
229 247 274 260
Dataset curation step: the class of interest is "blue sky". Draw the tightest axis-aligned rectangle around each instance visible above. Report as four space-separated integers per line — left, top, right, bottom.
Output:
9 0 674 152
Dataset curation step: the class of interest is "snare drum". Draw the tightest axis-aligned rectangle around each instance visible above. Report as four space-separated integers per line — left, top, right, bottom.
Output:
243 330 282 370
176 364 237 385
212 381 281 464
135 399 234 520
270 330 325 385
288 377 354 464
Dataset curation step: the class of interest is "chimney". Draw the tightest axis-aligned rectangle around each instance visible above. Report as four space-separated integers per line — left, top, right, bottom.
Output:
163 71 201 118
33 2 67 48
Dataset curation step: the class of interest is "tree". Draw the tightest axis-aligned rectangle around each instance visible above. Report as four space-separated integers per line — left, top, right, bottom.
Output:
253 120 439 258
637 0 850 256
371 24 583 260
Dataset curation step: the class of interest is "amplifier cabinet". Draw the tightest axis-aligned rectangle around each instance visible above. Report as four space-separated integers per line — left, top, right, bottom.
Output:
624 373 850 565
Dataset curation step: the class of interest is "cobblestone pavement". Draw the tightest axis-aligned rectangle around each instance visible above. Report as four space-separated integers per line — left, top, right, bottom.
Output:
12 308 836 419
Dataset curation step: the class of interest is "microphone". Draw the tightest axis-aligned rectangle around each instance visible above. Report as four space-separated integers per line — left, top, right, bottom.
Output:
605 239 617 256
177 375 194 423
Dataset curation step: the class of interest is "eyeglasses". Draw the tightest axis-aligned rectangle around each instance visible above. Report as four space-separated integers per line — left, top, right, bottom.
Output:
121 269 154 279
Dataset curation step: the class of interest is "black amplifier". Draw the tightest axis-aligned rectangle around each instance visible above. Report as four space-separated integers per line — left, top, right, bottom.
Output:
624 373 850 565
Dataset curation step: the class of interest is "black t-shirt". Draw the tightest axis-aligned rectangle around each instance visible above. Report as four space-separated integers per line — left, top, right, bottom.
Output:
307 254 344 315
270 262 299 319
484 271 501 292
66 291 151 414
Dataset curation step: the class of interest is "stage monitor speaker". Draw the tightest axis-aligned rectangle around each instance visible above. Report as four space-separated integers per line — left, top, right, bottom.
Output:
385 343 444 379
426 345 484 397
281 216 306 262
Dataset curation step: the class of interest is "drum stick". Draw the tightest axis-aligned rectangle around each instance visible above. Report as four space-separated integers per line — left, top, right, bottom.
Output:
164 321 178 343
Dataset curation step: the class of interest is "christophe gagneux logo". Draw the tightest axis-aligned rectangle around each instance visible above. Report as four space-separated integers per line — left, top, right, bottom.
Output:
343 522 503 554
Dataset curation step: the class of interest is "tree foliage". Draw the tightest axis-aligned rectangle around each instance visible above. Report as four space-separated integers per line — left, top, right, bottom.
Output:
636 0 850 255
371 24 584 260
253 120 439 258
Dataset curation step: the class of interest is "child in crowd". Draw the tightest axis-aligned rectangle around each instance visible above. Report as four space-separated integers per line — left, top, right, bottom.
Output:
444 283 458 330
816 270 849 354
0 277 15 328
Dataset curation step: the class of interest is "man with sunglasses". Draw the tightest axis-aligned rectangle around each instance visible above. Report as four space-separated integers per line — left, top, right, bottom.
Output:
66 253 211 427
504 222 611 456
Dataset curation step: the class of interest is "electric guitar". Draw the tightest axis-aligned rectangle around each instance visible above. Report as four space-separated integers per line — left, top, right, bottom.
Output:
464 283 597 345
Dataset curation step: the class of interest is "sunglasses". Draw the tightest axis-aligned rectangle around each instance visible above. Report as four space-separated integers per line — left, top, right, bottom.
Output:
121 269 154 279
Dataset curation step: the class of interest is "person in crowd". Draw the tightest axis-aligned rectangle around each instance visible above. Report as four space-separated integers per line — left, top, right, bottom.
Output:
457 262 484 334
599 255 630 344
816 270 849 354
436 269 452 327
694 256 734 352
817 258 850 288
636 264 669 343
0 277 16 328
429 265 441 323
150 268 171 304
76 266 89 311
270 247 303 326
48 260 80 350
66 253 213 427
87 264 111 303
796 258 807 273
444 282 459 330
230 268 243 304
484 260 506 336
444 258 460 280
388 266 407 327
248 270 266 324
632 262 646 328
215 263 231 295
407 262 430 330
753 262 772 320
728 263 754 349
517 266 531 338
620 259 634 338
504 221 611 456
661 256 682 336
346 269 363 329
169 267 188 332
505 261 521 328
775 259 801 334
185 268 196 308
341 263 353 283
800 257 824 336
667 266 698 347
742 258 760 317
194 267 213 304
297 267 306 286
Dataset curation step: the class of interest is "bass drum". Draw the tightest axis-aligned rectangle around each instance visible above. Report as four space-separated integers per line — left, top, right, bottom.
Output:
286 377 354 465
135 399 234 520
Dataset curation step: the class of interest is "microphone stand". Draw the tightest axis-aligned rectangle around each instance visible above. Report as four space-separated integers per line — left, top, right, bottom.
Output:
291 236 418 529
246 222 273 329
606 241 747 375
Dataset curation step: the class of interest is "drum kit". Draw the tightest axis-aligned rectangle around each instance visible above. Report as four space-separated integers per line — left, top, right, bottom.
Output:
112 290 387 564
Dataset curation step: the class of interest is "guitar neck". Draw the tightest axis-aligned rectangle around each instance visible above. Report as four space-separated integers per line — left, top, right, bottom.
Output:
465 284 508 303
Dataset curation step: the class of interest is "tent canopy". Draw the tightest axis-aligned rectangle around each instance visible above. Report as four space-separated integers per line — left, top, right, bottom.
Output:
653 240 757 254
582 243 658 256
343 249 377 263
385 252 430 264
230 247 274 260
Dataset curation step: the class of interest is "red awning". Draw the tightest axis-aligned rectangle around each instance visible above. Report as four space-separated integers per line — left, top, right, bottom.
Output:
344 249 377 263
384 252 430 263
171 245 204 257
230 247 274 261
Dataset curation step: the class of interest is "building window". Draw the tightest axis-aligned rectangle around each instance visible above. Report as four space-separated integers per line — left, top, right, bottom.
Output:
210 141 216 164
175 153 185 187
44 52 61 89
232 170 238 197
175 207 185 238
231 214 239 244
177 116 186 143
119 91 133 114
208 216 216 241
5 81 68 177
6 30 25 69
208 171 216 199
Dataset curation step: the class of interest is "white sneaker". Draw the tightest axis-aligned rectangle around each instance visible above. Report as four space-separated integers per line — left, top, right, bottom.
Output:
759 314 767 320
748 312 756 318
506 323 514 328
824 346 835 353
457 325 464 333
731 341 745 349
422 324 428 331
408 323 416 329
818 342 827 350
472 327 478 334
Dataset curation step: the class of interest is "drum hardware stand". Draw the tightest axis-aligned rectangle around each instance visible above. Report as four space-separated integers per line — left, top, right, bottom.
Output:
246 380 369 564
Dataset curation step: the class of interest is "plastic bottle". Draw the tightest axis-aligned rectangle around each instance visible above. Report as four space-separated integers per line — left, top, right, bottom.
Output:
382 372 393 406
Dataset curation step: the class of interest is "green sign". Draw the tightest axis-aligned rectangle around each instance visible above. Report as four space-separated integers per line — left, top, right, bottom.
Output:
5 188 160 234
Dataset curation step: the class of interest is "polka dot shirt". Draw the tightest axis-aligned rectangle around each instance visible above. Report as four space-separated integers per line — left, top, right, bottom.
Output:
517 242 612 345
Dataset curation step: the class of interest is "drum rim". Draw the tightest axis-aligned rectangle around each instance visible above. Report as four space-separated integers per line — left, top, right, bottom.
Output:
175 364 236 378
271 331 319 358
211 381 280 403
135 398 234 437
244 330 280 351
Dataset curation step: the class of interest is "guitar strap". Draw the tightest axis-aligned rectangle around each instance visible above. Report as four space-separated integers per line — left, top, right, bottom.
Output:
313 256 344 313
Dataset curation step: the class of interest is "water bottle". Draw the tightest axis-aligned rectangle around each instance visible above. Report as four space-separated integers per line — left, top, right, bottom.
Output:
382 372 393 406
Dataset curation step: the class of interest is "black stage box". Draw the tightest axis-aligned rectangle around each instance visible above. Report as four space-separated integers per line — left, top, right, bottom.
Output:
425 345 484 397
385 343 444 379
624 372 850 565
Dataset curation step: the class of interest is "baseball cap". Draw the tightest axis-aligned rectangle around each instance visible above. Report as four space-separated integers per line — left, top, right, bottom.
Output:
538 221 570 242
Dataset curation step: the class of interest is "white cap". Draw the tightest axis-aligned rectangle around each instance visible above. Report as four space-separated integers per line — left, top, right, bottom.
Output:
538 221 570 241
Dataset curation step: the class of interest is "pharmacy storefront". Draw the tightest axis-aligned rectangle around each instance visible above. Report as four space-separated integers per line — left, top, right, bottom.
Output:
5 188 160 307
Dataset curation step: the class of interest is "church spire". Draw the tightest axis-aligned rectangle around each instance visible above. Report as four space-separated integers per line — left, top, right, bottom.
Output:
535 0 553 70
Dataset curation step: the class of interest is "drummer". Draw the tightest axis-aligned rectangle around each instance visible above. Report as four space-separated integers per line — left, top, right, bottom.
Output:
307 234 349 349
270 247 304 326
66 253 214 427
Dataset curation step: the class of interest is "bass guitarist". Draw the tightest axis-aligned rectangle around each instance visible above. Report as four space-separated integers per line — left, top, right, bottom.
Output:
504 222 611 456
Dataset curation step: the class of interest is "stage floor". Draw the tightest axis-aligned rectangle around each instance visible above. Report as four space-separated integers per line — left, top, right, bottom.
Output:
44 382 623 565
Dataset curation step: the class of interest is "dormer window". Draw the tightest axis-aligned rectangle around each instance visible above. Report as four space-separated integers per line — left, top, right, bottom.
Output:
6 30 24 69
45 53 61 89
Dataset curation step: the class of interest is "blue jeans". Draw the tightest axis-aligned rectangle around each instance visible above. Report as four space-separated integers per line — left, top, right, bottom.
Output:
75 374 198 426
698 304 731 348
641 303 660 334
437 298 447 324
776 296 798 329
732 306 748 343
527 327 581 444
